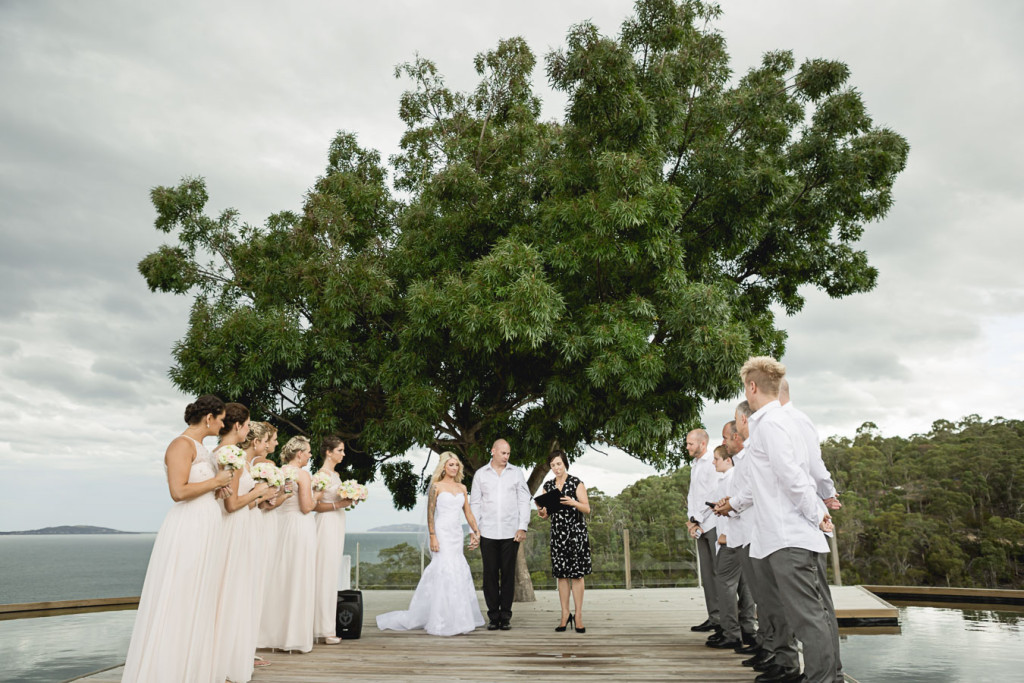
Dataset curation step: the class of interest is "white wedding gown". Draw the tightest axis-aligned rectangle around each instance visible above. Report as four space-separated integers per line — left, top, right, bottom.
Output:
376 491 484 636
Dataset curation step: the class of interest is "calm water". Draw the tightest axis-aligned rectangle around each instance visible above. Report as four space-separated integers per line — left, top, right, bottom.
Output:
840 604 1024 683
0 533 420 604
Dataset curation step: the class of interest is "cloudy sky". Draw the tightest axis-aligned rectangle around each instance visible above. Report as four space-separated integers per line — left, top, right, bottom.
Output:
1 0 1022 533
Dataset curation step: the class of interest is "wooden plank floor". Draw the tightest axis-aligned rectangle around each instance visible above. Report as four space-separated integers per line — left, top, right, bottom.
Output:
78 587 890 682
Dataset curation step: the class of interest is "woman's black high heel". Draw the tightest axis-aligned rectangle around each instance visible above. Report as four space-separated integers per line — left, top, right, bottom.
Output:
574 616 586 634
555 613 574 632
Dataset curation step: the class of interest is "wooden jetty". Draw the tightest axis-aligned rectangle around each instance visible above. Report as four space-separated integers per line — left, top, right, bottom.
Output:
71 587 892 682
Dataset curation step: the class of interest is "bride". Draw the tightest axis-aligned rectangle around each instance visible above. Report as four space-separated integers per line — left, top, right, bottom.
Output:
376 452 485 636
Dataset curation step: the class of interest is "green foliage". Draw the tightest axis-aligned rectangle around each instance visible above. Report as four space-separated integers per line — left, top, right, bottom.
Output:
139 0 907 508
823 416 1024 588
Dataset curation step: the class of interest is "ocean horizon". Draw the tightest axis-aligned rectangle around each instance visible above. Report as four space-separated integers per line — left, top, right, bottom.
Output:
0 532 422 605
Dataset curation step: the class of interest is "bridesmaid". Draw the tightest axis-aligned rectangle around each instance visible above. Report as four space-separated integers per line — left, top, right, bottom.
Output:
257 436 323 653
240 422 277 671
312 436 356 644
122 395 233 683
212 405 272 683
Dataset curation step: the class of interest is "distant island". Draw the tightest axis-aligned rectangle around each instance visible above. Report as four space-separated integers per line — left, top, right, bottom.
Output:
367 523 425 533
0 525 142 536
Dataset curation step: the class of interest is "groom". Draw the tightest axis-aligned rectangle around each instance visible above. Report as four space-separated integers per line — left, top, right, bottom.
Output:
470 438 532 631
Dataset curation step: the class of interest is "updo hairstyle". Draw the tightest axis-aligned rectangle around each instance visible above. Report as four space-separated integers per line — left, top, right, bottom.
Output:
184 395 225 425
219 402 250 436
241 421 274 449
280 436 312 464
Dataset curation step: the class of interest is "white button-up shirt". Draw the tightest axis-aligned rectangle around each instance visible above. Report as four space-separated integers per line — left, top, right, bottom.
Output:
783 402 838 500
724 449 752 549
470 462 532 540
713 467 734 542
737 400 828 559
686 449 721 530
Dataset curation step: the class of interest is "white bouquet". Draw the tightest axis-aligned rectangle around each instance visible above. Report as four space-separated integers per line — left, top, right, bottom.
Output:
216 445 246 471
312 471 333 492
338 480 368 510
280 465 300 482
250 462 279 484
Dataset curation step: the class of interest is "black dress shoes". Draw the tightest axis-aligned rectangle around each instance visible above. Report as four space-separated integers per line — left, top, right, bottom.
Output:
690 619 717 632
735 642 760 654
487 621 500 631
754 665 805 683
706 638 741 649
499 621 511 630
750 653 777 671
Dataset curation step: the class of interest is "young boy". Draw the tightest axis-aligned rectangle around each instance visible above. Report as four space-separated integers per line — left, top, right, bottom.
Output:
706 445 745 649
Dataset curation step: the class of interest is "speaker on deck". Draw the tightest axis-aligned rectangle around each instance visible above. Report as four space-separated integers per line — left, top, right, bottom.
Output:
336 589 363 639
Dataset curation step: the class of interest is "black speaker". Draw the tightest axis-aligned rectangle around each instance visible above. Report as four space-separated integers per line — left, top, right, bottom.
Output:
335 589 363 639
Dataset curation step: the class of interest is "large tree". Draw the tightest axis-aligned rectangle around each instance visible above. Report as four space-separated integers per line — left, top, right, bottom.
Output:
141 0 907 521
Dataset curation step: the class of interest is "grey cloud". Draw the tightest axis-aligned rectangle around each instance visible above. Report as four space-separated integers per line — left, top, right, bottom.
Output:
2 0 1024 535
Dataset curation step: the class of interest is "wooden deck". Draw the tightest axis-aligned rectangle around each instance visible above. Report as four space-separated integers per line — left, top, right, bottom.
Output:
73 587 889 682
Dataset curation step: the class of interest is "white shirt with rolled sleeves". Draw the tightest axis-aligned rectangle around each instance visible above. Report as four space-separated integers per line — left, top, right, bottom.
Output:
469 462 532 540
724 449 752 549
783 402 837 499
738 400 829 559
686 451 721 531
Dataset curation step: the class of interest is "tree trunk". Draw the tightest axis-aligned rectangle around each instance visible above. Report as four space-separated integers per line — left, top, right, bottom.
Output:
513 541 535 602
513 460 552 602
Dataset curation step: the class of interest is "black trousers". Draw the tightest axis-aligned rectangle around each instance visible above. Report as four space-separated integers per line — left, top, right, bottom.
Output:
480 536 519 623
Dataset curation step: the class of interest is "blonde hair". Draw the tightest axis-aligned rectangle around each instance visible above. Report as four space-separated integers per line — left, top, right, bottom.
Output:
431 451 464 484
280 436 311 464
241 421 274 449
713 444 731 461
740 356 786 395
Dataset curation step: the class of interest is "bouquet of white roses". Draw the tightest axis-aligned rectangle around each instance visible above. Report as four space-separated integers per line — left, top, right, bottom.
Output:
216 445 246 471
311 471 333 492
250 462 280 485
338 480 368 510
280 465 300 482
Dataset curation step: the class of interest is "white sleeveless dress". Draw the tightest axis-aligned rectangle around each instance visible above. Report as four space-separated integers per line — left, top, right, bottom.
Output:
122 436 225 683
313 471 347 638
257 483 316 652
376 491 484 636
212 458 262 682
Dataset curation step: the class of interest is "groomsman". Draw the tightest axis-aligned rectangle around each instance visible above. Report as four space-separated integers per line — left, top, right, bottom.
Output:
718 416 763 656
721 404 790 674
685 428 721 633
470 439 532 631
779 379 844 683
704 444 755 651
719 357 838 683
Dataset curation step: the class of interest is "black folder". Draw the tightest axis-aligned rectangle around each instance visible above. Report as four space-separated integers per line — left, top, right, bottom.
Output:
534 488 565 513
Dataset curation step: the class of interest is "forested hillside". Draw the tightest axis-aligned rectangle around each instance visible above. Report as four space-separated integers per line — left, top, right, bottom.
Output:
821 416 1024 587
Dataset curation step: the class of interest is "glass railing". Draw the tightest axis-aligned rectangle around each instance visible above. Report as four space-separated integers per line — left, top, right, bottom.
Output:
351 527 701 590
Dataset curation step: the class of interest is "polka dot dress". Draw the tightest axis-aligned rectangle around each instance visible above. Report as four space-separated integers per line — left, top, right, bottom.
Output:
544 474 592 579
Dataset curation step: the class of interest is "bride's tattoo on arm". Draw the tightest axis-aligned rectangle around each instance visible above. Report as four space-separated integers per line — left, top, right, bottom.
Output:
427 484 437 537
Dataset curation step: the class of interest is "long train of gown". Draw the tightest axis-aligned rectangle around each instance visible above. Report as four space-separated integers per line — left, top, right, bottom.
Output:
257 490 316 652
212 461 262 682
376 491 484 636
313 471 346 638
122 437 225 683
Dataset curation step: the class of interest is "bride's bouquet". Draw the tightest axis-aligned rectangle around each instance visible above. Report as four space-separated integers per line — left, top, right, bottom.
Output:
338 480 369 510
311 471 333 492
216 445 246 471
